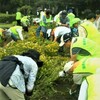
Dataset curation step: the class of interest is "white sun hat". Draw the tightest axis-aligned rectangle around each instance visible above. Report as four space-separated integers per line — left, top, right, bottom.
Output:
64 61 74 72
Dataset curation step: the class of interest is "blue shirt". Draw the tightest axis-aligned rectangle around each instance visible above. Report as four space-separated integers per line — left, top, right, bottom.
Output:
9 55 38 93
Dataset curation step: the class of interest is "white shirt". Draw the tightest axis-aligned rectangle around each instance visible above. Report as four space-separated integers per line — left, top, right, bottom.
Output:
9 55 38 93
16 28 24 40
54 26 71 38
78 79 88 100
95 17 100 31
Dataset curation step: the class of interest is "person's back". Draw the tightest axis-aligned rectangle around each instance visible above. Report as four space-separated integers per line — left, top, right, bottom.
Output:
67 12 75 27
78 13 100 44
0 49 43 100
71 37 100 60
16 10 22 25
0 28 4 45
95 10 100 31
56 10 69 27
78 74 100 100
73 57 100 74
86 74 100 100
16 12 21 19
9 26 23 40
10 55 38 93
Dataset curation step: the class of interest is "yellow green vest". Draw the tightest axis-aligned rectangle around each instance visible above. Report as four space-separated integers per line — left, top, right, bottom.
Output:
73 57 100 74
81 21 100 44
71 37 100 60
67 13 75 27
87 74 100 100
0 28 3 43
16 12 21 20
21 17 29 26
40 15 52 27
10 26 22 38
0 28 3 35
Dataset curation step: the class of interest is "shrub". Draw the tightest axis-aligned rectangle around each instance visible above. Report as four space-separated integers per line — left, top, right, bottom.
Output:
0 13 15 23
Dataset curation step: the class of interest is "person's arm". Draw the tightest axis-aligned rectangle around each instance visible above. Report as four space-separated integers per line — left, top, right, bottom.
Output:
78 26 87 37
78 79 88 100
70 54 77 62
70 47 81 62
26 62 38 93
16 28 24 40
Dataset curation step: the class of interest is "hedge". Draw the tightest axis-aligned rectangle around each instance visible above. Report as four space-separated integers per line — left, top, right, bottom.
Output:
0 13 15 23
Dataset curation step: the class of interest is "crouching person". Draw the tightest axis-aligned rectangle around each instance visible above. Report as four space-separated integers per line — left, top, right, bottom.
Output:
59 57 100 95
0 49 43 100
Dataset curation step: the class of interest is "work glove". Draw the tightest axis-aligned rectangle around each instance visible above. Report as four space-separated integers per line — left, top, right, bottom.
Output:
59 70 65 77
64 61 74 72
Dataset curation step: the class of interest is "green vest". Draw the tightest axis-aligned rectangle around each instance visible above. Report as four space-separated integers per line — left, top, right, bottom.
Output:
0 28 3 43
71 37 100 60
0 37 3 43
21 17 29 26
10 26 22 38
73 57 100 74
40 15 52 27
67 13 75 27
87 74 100 100
16 12 21 20
81 21 100 44
0 29 3 35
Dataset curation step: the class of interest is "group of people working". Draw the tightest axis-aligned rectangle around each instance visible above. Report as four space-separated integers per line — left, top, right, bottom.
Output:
0 8 100 100
58 9 100 100
0 9 31 47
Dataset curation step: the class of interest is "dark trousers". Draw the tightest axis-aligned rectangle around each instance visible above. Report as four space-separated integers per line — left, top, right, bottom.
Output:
16 20 21 26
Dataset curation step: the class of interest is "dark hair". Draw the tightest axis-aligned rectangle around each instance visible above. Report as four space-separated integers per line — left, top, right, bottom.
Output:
86 13 96 20
82 9 92 19
21 49 40 60
21 49 43 67
46 9 50 15
95 10 100 15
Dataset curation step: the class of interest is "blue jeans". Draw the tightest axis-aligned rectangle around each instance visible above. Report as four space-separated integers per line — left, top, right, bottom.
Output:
36 26 41 37
41 26 47 38
11 33 18 41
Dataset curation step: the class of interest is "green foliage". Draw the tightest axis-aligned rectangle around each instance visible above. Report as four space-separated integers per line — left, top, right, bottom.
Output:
19 5 32 15
0 26 73 100
0 13 15 23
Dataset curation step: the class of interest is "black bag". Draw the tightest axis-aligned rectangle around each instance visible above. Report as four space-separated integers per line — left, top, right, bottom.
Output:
0 56 24 86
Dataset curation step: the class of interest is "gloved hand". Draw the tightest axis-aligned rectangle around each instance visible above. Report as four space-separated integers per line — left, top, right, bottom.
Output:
59 71 65 77
64 61 74 72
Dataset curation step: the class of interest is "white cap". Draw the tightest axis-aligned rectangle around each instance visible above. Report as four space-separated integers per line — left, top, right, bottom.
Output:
64 61 74 72
59 33 71 47
47 29 52 37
